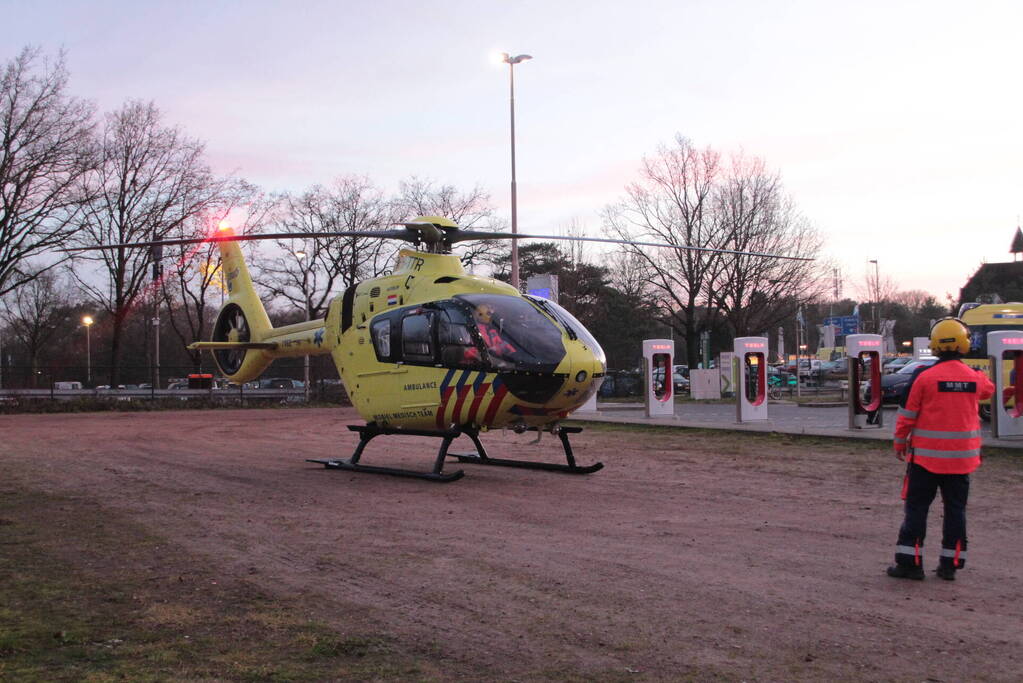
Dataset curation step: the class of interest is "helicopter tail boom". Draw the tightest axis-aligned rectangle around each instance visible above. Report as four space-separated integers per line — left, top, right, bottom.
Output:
199 228 335 383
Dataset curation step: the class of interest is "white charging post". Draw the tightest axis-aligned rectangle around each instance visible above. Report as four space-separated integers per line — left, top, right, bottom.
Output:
642 339 675 418
734 336 768 422
987 331 1023 438
847 334 884 429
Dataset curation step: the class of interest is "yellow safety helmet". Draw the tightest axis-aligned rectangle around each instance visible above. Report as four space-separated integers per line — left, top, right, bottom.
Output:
929 317 971 355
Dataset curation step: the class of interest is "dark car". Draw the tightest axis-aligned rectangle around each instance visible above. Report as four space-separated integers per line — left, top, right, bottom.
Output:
652 367 690 394
882 356 916 374
879 359 937 405
820 359 847 378
598 370 642 398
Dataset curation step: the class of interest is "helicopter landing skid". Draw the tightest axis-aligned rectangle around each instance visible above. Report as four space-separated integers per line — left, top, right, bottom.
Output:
449 426 603 475
307 425 466 482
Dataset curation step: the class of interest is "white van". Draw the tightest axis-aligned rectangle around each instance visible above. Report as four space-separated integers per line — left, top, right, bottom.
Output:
54 381 83 390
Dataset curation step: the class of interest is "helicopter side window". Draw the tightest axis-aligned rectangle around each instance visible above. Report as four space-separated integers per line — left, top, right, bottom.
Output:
402 311 435 363
370 318 392 360
438 310 483 369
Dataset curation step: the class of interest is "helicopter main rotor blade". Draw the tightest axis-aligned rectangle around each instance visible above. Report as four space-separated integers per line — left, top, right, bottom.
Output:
62 222 811 262
444 230 814 261
61 229 420 252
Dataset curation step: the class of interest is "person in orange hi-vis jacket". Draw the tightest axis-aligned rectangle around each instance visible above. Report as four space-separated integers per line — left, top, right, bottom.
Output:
888 317 994 581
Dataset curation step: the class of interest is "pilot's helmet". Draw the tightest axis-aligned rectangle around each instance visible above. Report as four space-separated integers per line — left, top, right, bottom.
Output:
475 303 495 324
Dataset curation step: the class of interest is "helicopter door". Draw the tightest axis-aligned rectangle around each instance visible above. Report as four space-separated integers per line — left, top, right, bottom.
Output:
401 311 435 363
437 310 483 369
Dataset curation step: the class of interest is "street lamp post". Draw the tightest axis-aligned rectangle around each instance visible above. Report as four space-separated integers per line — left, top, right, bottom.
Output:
82 315 94 386
151 242 163 391
295 250 311 403
869 259 880 333
500 51 532 291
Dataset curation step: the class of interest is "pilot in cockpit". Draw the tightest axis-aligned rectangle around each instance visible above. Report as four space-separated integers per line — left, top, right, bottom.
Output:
465 302 517 362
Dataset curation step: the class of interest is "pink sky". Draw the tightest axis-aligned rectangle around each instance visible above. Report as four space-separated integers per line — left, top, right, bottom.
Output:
6 0 1023 304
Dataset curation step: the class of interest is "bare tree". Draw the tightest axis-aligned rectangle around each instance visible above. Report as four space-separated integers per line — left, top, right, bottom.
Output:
256 176 396 319
71 100 230 386
1 269 70 386
603 135 726 368
604 137 830 365
856 266 900 304
160 181 268 371
708 152 829 336
397 176 507 271
604 249 654 302
853 264 901 333
557 217 592 268
0 46 96 297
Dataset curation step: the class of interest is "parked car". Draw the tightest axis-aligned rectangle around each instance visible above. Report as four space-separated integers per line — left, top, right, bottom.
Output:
783 358 822 376
878 359 937 404
820 359 847 378
598 370 642 398
795 359 822 378
254 377 305 389
882 356 915 374
652 367 690 394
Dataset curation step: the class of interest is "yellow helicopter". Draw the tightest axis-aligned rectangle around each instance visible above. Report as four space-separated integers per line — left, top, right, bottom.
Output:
77 216 810 482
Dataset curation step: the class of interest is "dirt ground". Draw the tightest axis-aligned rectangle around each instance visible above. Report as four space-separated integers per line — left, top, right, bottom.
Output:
3 407 1023 681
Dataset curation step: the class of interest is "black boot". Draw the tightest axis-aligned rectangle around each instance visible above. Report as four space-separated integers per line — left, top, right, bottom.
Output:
887 564 925 580
935 565 956 581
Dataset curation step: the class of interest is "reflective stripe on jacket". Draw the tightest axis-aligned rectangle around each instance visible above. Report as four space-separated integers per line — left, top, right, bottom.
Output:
894 359 994 474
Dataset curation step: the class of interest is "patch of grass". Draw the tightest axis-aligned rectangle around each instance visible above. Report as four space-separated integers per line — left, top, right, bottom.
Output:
306 634 389 659
0 488 439 682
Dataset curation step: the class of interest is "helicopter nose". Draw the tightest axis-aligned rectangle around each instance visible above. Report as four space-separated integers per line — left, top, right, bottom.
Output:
564 354 605 407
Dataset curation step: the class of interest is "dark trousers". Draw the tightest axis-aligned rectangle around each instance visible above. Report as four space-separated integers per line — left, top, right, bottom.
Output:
894 463 970 568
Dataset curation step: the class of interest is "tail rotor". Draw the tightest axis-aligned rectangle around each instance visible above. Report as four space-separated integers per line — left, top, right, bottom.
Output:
213 304 252 375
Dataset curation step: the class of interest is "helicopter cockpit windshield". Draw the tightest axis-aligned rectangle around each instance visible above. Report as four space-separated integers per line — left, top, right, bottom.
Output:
524 295 607 367
453 294 565 373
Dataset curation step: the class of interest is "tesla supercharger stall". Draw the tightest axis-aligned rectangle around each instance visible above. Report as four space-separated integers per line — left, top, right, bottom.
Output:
847 334 884 429
987 331 1023 438
642 339 675 418
734 336 768 422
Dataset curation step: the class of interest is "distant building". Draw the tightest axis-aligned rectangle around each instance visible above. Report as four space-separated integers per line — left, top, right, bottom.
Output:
960 227 1023 303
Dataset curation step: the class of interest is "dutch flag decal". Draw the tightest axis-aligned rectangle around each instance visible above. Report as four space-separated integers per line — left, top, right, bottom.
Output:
387 294 398 306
